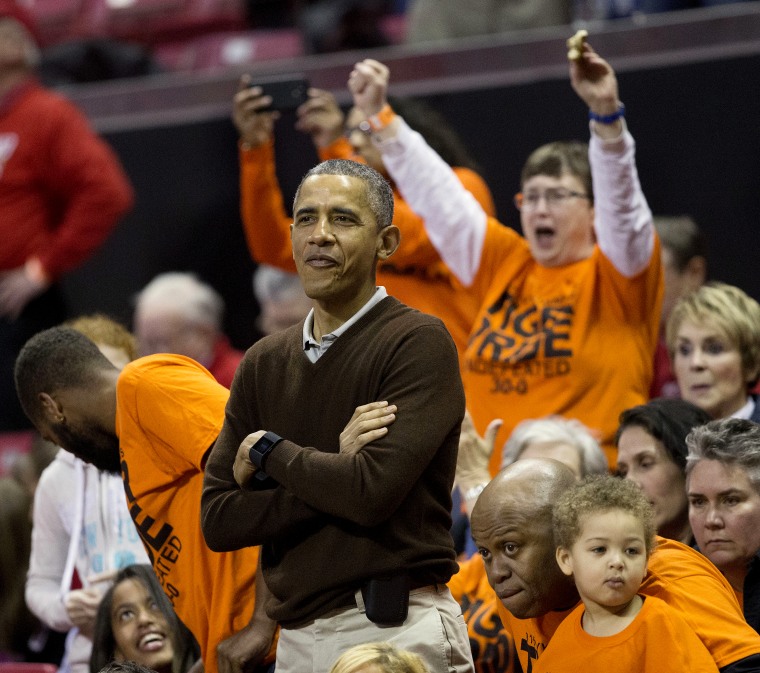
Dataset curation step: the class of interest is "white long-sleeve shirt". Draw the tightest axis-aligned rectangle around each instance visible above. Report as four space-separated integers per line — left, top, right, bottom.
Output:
26 451 148 673
377 118 654 285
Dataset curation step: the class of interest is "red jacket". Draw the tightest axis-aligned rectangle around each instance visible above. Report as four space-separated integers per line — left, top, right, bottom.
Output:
0 79 134 279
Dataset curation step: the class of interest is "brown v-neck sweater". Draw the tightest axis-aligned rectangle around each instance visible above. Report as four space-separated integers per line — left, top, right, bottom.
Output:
202 296 464 626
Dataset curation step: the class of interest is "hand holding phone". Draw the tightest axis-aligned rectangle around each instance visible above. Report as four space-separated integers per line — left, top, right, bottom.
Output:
250 75 309 112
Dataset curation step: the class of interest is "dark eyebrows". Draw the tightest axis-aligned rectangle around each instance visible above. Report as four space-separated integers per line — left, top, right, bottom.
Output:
293 205 362 220
294 206 317 219
688 487 745 498
716 488 746 498
332 206 359 218
111 600 135 615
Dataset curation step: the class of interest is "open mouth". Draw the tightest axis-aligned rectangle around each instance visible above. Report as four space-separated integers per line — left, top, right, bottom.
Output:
138 632 167 652
533 226 556 245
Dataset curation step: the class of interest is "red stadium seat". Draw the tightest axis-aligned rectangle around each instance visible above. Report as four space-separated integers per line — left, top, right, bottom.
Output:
0 664 59 673
74 0 190 42
25 0 85 45
0 430 35 478
158 28 303 71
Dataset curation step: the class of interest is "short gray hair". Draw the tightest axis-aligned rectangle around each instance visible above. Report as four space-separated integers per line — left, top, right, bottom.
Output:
293 159 394 230
253 265 306 305
685 418 760 492
134 272 224 329
502 416 608 477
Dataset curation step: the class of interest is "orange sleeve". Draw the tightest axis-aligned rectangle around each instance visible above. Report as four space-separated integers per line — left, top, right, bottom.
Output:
448 555 482 601
118 355 229 473
317 137 354 161
641 537 760 669
239 141 297 272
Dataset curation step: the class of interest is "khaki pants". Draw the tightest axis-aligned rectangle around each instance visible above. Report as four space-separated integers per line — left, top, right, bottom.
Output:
276 584 474 673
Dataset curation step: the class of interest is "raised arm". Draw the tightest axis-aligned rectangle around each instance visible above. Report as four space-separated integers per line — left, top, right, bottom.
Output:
234 76 297 271
348 59 488 286
571 42 655 278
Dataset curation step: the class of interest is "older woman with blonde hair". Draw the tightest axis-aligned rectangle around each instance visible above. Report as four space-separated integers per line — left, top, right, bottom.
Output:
329 642 429 673
667 282 760 422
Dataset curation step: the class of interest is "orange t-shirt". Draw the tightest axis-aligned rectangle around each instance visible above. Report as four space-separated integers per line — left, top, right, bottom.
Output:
464 219 662 470
497 537 760 673
448 554 516 673
116 354 270 673
239 139 495 366
533 595 718 673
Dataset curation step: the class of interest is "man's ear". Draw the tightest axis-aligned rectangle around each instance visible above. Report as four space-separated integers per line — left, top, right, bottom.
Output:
556 546 574 577
38 392 63 423
290 222 296 262
376 225 400 261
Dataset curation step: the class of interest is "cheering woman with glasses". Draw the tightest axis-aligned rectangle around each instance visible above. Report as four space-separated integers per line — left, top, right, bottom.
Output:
347 40 662 474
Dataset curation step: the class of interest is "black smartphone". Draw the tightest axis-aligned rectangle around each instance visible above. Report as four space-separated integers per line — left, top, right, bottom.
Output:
250 75 309 112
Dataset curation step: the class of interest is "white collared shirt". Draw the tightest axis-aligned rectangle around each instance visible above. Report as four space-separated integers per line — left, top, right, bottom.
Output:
302 287 388 363
732 397 756 420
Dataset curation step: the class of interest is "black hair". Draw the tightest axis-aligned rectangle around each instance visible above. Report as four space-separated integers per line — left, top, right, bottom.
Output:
14 326 114 426
616 398 712 471
90 564 199 673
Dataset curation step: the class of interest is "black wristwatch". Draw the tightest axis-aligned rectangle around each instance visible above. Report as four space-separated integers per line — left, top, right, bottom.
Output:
248 431 283 482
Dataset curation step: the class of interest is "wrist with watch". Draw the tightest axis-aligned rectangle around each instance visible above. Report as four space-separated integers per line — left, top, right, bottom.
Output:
248 431 283 481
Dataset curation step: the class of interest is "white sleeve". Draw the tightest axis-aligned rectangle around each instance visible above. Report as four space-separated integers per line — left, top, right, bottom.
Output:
25 466 75 632
376 119 487 286
590 122 655 277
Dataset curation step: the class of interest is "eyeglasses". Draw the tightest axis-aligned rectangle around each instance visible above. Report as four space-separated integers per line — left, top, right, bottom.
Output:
344 120 372 138
514 189 591 211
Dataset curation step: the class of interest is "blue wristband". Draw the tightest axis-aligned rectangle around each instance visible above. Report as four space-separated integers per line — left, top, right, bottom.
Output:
588 103 625 124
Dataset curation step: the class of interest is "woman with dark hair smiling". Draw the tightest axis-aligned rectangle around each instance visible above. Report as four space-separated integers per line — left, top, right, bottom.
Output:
90 565 199 673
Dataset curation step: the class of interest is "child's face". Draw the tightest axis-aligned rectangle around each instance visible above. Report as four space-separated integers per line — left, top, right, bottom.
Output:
556 509 648 613
110 578 175 673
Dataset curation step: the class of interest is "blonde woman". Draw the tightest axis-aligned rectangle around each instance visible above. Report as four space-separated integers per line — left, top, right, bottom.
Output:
329 642 429 673
667 282 760 422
